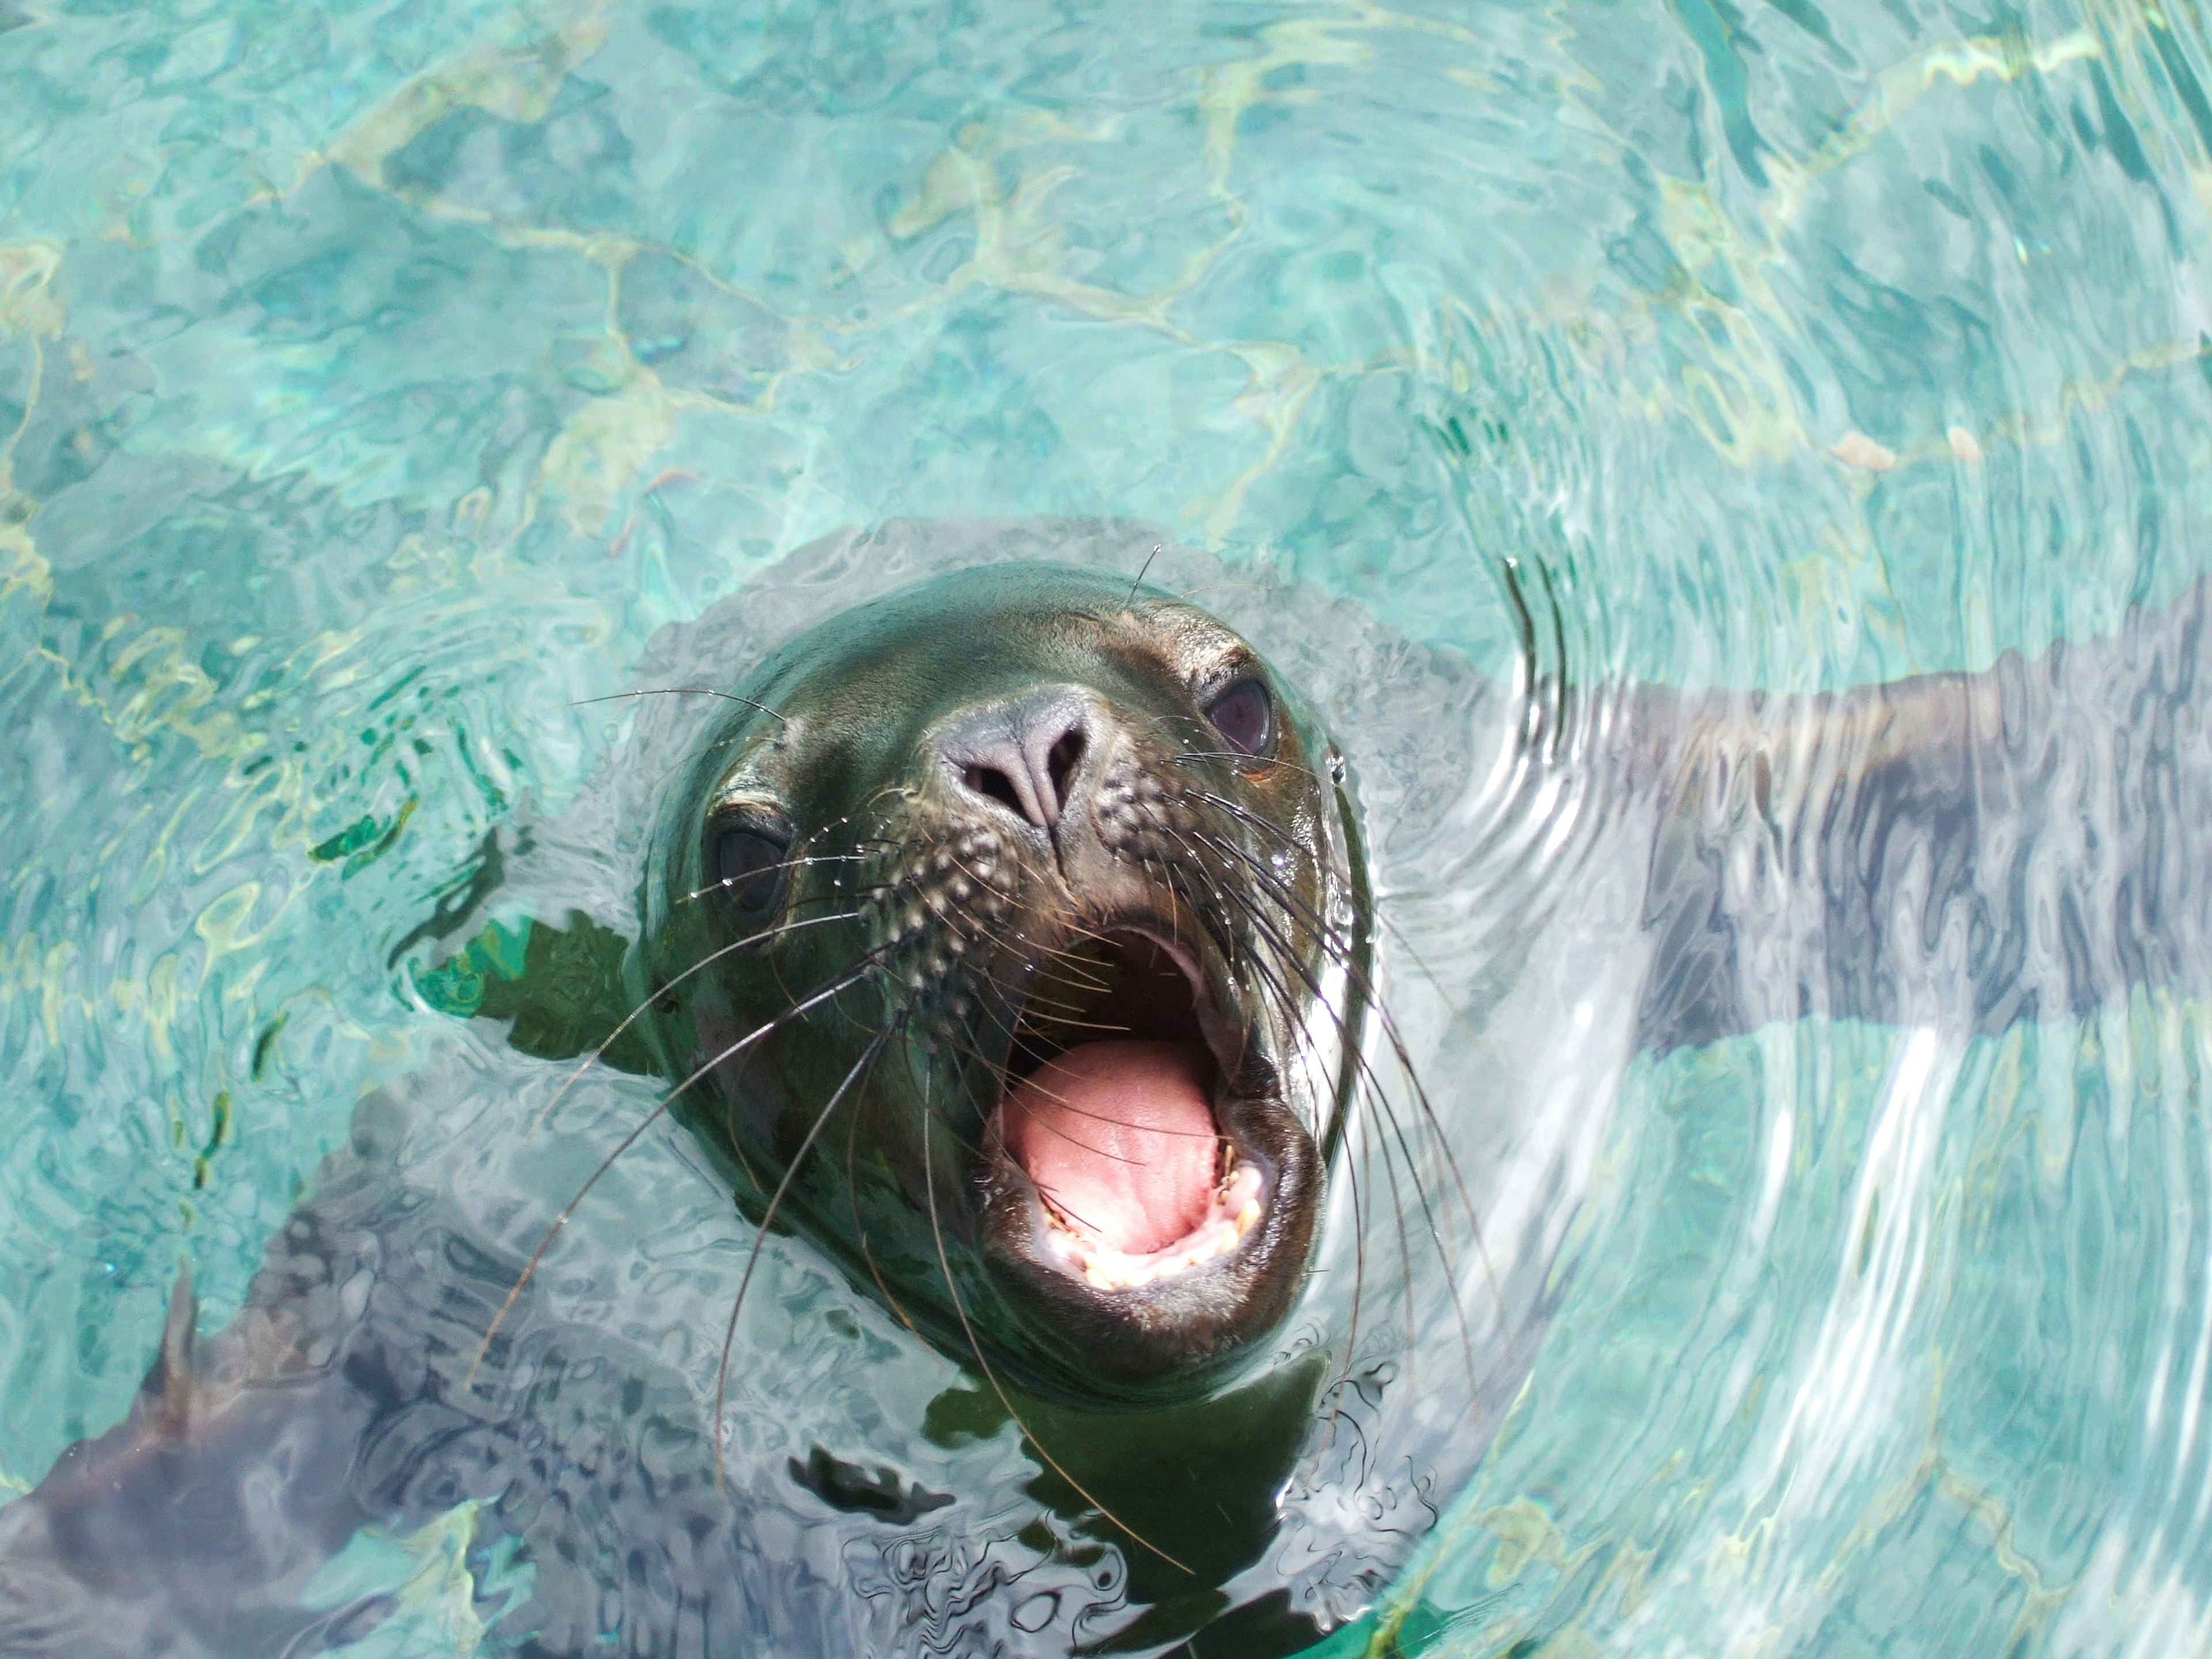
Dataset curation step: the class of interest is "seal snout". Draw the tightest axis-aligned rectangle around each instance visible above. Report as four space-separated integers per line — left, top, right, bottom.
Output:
934 686 1097 831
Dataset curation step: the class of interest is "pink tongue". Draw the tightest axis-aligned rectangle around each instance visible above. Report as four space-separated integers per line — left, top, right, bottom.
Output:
999 1039 1218 1255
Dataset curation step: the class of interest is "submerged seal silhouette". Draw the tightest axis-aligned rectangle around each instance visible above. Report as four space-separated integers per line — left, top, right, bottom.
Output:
630 561 1364 1402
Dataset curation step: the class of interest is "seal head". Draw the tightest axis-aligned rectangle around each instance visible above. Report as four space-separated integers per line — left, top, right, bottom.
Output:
639 562 1368 1403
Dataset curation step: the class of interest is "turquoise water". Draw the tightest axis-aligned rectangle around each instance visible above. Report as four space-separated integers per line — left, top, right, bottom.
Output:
3 0 2212 1654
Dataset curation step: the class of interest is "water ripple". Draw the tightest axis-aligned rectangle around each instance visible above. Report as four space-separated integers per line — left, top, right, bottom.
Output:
2 0 2210 1654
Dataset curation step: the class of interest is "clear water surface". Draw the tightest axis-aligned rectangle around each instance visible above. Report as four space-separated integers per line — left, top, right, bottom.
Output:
3 0 2211 1654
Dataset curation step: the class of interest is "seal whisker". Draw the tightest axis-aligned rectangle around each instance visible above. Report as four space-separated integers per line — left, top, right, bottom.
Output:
714 1009 910 1486
924 1007 1222 1179
1166 751 1324 782
891 1036 1128 1237
1155 834 1440 1307
1180 825 1506 1331
980 969 1122 1019
1177 883 1382 1445
917 1081 1193 1577
670 851 869 909
1355 1059 1421 1396
997 1087 1179 1166
1330 1049 1372 1452
1179 851 1433 1222
1123 542 1163 610
901 984 1205 1236
999 1069 1219 1140
468 945 896 1388
846 1096 925 1340
1236 916 1435 1456
566 687 789 727
1179 847 1484 1407
528 908 868 1137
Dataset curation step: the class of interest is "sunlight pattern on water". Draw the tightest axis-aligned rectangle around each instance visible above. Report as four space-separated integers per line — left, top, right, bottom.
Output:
2 0 2211 1653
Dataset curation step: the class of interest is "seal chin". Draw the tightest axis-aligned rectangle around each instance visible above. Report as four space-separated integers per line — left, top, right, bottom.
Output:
975 925 1320 1394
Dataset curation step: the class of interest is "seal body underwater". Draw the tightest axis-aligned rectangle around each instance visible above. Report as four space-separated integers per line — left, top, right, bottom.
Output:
5 517 2212 1658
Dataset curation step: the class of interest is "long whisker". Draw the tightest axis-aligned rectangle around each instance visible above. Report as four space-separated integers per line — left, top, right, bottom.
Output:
918 1089 1191 1576
1175 784 1313 855
1157 825 1470 1407
998 1090 1157 1168
935 929 1218 1150
1195 887 1377 1441
671 852 870 909
467 947 892 1386
1184 776 1503 1010
528 908 865 1135
889 1031 1124 1239
1166 751 1323 782
1360 1050 1419 1396
847 1099 924 1340
1124 542 1163 608
713 1010 907 1484
567 687 789 728
1184 825 1503 1319
999 1065 1218 1142
1177 838 1484 1403
929 1032 1202 1231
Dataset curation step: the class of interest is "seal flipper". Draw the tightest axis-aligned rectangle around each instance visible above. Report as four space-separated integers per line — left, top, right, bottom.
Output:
391 815 653 1074
149 1260 197 1442
416 908 655 1073
0 1262 388 1657
1634 578 2212 1050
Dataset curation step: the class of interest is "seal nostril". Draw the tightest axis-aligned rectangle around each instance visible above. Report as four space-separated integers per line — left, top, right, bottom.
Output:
965 764 1025 817
939 690 1096 831
1045 729 1085 809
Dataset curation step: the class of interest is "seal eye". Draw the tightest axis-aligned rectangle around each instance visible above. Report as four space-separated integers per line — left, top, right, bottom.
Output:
1203 676 1275 760
713 827 789 912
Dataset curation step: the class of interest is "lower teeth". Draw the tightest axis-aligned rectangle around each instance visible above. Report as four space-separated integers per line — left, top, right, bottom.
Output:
1045 1162 1265 1290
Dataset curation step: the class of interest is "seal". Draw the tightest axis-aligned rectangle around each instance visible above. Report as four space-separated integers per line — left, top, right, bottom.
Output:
626 561 1365 1407
6 518 2212 1659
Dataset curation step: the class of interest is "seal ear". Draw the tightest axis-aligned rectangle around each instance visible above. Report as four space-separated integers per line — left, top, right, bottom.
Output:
415 910 657 1074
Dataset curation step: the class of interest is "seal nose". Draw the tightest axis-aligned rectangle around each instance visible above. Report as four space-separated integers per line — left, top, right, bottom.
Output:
936 688 1094 831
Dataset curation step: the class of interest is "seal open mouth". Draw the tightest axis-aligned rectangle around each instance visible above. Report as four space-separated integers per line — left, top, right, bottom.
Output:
964 894 1325 1400
993 931 1268 1293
